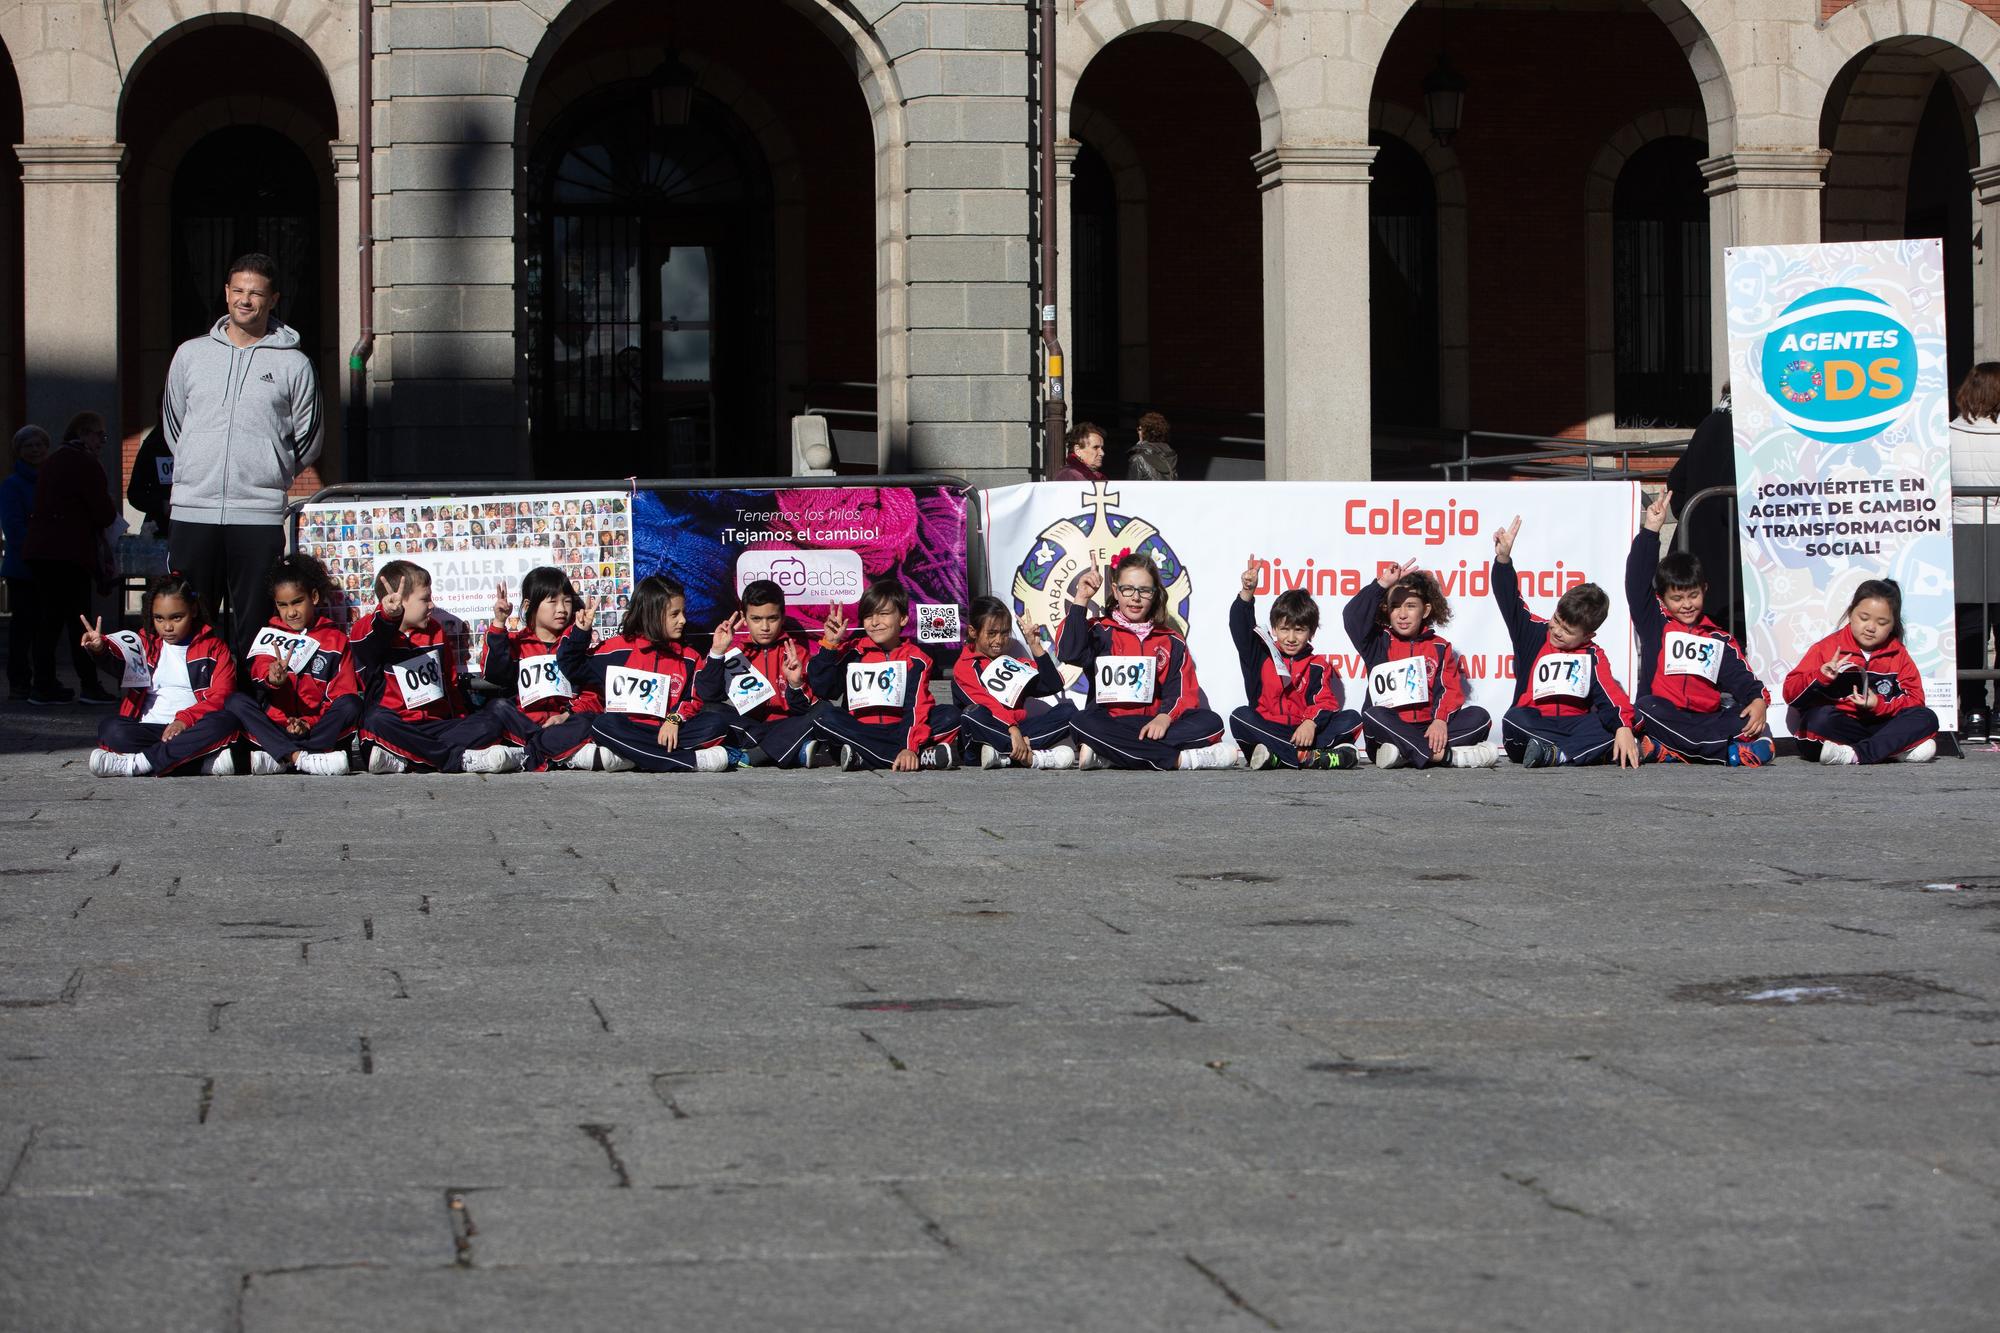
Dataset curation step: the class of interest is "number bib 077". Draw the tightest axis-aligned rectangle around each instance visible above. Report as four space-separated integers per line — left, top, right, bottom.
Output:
1662 631 1722 684
978 655 1035 709
724 656 778 713
1095 655 1156 706
1531 651 1593 703
394 651 446 708
846 661 906 711
1368 658 1430 710
517 656 576 707
605 665 672 715
109 630 152 689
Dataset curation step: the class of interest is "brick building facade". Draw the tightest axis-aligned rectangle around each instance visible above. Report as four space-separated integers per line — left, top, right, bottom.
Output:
0 0 1995 490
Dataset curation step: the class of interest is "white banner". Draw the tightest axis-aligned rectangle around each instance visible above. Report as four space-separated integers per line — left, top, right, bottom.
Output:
1725 241 1957 734
980 480 1641 733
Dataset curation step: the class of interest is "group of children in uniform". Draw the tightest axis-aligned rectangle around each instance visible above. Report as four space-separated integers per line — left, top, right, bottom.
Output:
80 493 1942 776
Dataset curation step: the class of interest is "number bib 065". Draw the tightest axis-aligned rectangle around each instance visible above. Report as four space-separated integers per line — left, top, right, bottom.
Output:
846 661 906 711
1368 658 1430 710
1531 652 1593 703
1095 655 1156 706
1663 631 1722 684
724 656 778 713
517 656 576 707
249 626 319 673
978 655 1035 709
605 665 672 715
394 651 446 708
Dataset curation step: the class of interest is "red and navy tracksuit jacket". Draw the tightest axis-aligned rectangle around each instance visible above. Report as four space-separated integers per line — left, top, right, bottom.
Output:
1783 627 1927 726
574 634 706 724
952 645 1067 725
693 631 816 722
1340 585 1470 726
242 614 360 726
1056 605 1204 721
1625 530 1768 716
1228 596 1351 729
350 606 470 720
481 622 601 722
807 636 943 750
1492 560 1635 733
97 625 237 725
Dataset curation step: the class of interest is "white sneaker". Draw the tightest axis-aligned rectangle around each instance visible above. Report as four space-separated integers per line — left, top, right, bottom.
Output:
1374 743 1409 770
462 745 524 774
1893 738 1938 763
979 744 1010 770
87 749 132 777
294 751 350 777
559 743 600 771
1075 744 1109 771
694 747 731 773
1177 739 1246 771
367 746 410 775
1033 744 1077 770
599 749 639 772
203 750 237 776
1448 741 1500 769
1818 741 1860 765
248 749 285 776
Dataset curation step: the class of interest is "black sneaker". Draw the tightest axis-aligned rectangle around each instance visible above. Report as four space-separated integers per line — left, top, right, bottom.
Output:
837 744 864 772
27 685 75 706
799 741 839 769
1521 736 1559 768
919 741 958 771
1304 743 1360 770
1962 708 1992 744
76 687 118 706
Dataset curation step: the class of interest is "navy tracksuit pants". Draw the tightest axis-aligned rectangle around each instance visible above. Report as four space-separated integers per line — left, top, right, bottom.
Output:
958 700 1080 756
96 712 239 775
363 705 506 773
1228 706 1362 768
724 705 824 767
489 701 597 768
1634 695 1743 763
810 705 962 769
1500 706 1619 766
1359 705 1491 769
1070 705 1225 771
590 709 735 772
226 693 364 760
1797 704 1940 764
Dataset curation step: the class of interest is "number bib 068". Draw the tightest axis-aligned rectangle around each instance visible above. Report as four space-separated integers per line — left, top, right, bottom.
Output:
1368 658 1430 710
724 656 778 713
249 626 319 672
517 656 576 707
605 665 672 715
1663 631 1722 684
1531 651 1593 703
846 660 906 711
1095 655 1156 706
978 655 1035 709
394 651 446 708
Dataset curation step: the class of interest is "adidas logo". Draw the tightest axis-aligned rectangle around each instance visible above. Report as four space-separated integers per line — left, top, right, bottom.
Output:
259 371 276 383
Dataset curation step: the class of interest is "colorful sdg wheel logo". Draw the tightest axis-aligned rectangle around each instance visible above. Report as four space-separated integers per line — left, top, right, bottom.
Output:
1758 286 1917 445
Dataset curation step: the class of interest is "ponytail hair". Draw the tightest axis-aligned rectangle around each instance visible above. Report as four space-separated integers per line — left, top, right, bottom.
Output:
267 551 334 602
1846 577 1905 642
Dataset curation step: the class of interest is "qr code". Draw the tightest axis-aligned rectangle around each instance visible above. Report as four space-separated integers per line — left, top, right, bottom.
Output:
915 603 960 644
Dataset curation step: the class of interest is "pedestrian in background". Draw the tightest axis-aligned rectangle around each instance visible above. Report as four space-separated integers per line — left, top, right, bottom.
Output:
1129 410 1178 481
0 425 49 701
1665 386 1743 642
1949 361 2000 743
22 413 117 705
127 424 174 538
1052 421 1106 483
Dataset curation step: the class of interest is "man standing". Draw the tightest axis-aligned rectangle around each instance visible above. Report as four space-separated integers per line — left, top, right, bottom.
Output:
163 252 322 655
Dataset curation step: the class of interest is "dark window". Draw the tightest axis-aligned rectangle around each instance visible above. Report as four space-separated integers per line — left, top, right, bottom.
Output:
1070 142 1120 414
1613 136 1710 429
170 125 320 355
1369 135 1440 429
1905 76 1973 396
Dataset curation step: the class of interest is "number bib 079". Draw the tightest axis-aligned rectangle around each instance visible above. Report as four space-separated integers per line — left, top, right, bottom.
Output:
516 656 576 707
605 665 672 715
1095 655 1156 706
394 651 446 708
1662 631 1722 684
1531 651 1593 703
724 655 778 713
846 661 907 711
1368 658 1430 710
978 655 1035 709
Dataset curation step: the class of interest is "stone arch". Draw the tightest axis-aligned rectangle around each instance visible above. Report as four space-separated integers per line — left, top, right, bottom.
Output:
1370 99 1469 431
1582 107 1708 439
1058 0 1282 150
113 2 358 143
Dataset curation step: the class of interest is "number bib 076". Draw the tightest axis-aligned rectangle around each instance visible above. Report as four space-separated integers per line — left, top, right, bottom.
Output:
517 656 576 707
1095 655 1156 706
394 651 446 708
1368 658 1430 710
724 655 778 713
846 660 906 711
1531 651 1593 703
978 655 1035 709
1662 631 1722 684
605 665 672 715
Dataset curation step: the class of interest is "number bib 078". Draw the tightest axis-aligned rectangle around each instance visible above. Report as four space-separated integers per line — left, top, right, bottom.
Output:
978 655 1035 709
1531 651 1593 703
1662 631 1722 684
1095 655 1156 706
516 656 576 707
605 665 672 715
1368 658 1430 710
394 651 446 708
846 661 906 711
724 655 778 713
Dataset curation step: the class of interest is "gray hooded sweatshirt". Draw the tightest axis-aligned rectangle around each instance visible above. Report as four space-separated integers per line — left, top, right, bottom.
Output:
161 317 322 526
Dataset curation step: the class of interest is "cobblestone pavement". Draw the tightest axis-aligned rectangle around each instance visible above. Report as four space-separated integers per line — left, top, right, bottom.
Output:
2 698 1997 1331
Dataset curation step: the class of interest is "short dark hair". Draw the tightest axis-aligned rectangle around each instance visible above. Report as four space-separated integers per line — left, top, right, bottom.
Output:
375 560 431 596
1137 410 1171 443
1269 588 1319 633
965 594 1011 636
1554 582 1611 634
228 253 281 289
857 577 909 622
1653 551 1706 596
519 565 580 628
739 579 785 612
1846 577 1905 642
1381 570 1452 628
622 573 686 644
1065 421 1104 452
1956 362 2000 423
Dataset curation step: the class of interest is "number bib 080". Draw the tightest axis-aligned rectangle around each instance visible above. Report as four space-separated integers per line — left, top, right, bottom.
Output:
1368 658 1430 710
1095 655 1156 706
605 665 672 715
249 626 319 673
394 651 446 708
846 661 907 711
1662 631 1722 684
517 656 576 706
978 655 1035 709
1531 651 1593 703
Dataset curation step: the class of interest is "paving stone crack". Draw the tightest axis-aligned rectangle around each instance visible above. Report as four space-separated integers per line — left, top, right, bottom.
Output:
197 1077 214 1124
579 1123 631 1187
1501 1171 1616 1227
857 1029 908 1071
1184 1253 1280 1328
885 1181 956 1251
2 1125 37 1196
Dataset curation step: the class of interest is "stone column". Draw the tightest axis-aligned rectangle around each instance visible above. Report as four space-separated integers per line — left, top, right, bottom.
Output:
17 142 124 458
1700 150 1828 393
1971 164 2000 362
330 142 361 483
1054 137 1079 400
1254 145 1376 481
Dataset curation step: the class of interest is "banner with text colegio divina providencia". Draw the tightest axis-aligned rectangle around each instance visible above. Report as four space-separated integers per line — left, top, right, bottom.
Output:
1726 240 1956 734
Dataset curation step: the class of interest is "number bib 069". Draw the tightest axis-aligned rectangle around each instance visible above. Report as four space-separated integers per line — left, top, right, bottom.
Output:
394 651 446 708
1368 658 1430 710
1662 631 1723 684
605 665 672 715
724 655 778 713
1531 651 1593 703
1095 655 1156 706
978 655 1035 709
517 656 576 707
846 660 906 711
249 626 319 673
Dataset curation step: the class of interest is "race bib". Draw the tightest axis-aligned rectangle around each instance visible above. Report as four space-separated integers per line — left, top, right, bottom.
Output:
1663 631 1723 683
394 651 446 708
1531 652 1593 702
1368 658 1430 710
979 655 1035 709
248 626 319 673
108 630 151 689
723 655 778 714
1095 655 1156 706
605 665 673 715
155 457 174 485
516 655 575 707
846 660 907 711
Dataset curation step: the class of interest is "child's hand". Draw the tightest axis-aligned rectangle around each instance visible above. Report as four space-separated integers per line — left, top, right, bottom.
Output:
381 578 406 622
1071 568 1102 607
1425 717 1449 760
575 598 595 632
1737 696 1768 739
161 719 187 742
1642 488 1673 533
1379 558 1420 589
893 747 920 772
264 655 289 688
710 611 742 654
1493 517 1522 564
1139 714 1171 742
1239 554 1259 601
1822 653 1858 680
819 606 848 649
656 716 681 749
492 579 513 626
1009 725 1033 766
77 614 106 654
1016 607 1042 652
285 717 311 738
782 638 806 687
1846 685 1876 713
1612 726 1640 768
1290 719 1317 749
